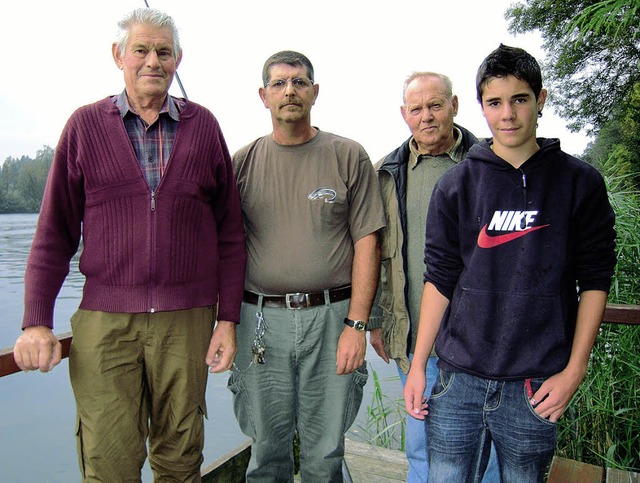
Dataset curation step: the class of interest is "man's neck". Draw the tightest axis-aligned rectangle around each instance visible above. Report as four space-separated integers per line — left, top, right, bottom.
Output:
272 122 317 146
491 140 540 169
414 132 456 156
127 92 167 125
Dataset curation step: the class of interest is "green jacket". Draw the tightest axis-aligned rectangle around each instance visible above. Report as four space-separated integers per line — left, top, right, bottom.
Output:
369 125 478 374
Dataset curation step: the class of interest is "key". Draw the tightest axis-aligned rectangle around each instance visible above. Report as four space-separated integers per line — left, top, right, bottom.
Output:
252 339 266 365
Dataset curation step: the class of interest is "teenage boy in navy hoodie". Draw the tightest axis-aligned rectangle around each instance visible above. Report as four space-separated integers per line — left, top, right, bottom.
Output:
403 44 616 482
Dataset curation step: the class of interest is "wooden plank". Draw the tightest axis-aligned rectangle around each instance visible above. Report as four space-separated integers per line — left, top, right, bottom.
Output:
344 440 408 481
201 439 251 482
603 304 640 325
547 456 603 483
345 439 408 466
606 467 640 483
0 332 72 377
344 454 407 481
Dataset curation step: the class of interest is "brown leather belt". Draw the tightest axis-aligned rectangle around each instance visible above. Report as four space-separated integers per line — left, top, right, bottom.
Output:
243 285 351 309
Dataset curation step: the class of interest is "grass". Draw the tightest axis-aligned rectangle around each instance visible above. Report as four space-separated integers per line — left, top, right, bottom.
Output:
356 367 406 451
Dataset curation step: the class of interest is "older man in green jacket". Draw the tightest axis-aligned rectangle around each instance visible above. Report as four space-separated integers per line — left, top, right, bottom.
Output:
368 71 498 482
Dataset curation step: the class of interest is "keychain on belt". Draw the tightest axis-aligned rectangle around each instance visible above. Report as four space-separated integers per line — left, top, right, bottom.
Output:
251 311 267 365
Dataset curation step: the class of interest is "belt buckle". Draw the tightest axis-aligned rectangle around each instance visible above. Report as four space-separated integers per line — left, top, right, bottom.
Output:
285 292 309 309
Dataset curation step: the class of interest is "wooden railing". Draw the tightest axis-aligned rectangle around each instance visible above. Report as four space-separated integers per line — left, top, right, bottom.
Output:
2 304 638 378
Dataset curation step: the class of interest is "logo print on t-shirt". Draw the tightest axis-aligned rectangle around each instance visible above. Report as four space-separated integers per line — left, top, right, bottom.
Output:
308 188 337 203
477 210 549 248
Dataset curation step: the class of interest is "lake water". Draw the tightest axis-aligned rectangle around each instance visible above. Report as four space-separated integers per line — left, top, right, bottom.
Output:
0 213 402 482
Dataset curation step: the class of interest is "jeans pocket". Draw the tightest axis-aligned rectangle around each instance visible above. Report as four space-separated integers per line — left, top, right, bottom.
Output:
525 377 557 426
227 368 258 439
430 368 455 400
343 362 368 431
226 367 244 395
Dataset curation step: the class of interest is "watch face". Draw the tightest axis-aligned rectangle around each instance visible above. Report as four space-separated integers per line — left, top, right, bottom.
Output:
354 321 365 331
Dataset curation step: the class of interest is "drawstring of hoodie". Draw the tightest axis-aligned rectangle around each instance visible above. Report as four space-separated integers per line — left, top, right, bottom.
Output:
519 169 528 223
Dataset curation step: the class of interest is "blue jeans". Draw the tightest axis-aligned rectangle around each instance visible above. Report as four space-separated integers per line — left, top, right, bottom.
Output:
229 297 367 482
428 369 556 483
398 357 501 483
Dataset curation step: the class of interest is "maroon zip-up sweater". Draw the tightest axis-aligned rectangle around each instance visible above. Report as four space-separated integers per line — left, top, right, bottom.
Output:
22 97 246 329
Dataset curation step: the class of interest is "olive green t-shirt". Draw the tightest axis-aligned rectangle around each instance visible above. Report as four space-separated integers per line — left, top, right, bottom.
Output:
233 130 385 294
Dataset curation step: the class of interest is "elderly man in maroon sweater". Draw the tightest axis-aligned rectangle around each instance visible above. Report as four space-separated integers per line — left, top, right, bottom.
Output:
12 8 246 482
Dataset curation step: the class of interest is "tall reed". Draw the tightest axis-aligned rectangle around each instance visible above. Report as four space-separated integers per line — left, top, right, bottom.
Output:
357 369 405 450
556 172 640 472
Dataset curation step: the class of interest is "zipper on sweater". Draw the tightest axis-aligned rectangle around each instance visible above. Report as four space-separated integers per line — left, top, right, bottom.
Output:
150 190 156 313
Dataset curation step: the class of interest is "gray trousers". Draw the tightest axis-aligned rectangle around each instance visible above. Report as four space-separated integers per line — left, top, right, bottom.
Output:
228 296 367 482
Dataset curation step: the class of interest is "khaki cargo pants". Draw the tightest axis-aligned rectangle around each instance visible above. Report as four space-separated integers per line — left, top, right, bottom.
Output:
69 307 215 482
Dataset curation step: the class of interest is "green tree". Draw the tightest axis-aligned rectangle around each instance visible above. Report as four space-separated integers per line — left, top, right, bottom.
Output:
0 146 53 213
507 0 640 134
583 83 640 187
17 146 53 211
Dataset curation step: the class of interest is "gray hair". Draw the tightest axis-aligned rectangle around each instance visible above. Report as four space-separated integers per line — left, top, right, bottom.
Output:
115 8 181 61
402 72 453 104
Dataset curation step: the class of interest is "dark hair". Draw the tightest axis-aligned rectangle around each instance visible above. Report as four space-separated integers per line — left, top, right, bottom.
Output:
262 50 315 87
476 44 542 103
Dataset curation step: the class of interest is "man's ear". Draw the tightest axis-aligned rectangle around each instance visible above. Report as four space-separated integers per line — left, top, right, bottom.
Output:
259 87 269 109
537 88 548 113
112 43 123 70
451 95 459 117
400 105 407 122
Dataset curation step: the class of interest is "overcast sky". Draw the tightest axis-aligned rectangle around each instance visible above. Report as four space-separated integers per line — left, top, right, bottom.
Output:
1 0 591 165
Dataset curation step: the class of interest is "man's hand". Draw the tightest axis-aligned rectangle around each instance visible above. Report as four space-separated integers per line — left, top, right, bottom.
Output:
529 368 585 423
403 368 428 420
336 326 366 375
206 320 237 373
13 326 62 373
369 327 389 363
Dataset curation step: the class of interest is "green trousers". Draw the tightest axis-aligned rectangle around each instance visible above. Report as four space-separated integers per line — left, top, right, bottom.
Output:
69 307 215 482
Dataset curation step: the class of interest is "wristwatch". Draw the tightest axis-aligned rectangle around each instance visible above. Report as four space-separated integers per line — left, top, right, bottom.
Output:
344 318 366 332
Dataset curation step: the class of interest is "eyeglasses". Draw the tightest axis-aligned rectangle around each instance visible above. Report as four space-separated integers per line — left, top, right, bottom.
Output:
265 77 314 91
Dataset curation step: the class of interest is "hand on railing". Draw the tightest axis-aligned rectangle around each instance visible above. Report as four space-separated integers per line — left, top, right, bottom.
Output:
13 326 62 373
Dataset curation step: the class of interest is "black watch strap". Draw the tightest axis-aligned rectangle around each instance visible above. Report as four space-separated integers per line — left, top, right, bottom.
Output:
344 317 366 332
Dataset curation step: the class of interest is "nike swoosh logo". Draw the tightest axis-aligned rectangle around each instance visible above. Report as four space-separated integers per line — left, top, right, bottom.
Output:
477 224 549 248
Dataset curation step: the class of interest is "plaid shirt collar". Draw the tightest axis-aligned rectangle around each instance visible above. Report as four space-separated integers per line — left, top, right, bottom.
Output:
114 90 182 122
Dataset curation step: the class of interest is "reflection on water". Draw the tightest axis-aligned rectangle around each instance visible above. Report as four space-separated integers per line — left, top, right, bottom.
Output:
0 213 83 347
0 213 401 481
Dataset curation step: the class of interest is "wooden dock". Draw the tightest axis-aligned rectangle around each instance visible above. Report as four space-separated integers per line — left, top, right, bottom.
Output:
201 438 408 482
343 439 409 482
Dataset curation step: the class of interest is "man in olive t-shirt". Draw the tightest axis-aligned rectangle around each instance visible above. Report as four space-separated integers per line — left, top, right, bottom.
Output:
228 50 385 482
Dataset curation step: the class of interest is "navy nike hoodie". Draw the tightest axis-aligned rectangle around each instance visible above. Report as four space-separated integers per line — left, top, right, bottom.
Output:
424 138 616 380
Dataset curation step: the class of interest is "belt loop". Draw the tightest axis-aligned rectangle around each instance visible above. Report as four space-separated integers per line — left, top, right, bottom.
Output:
324 288 331 307
257 294 264 312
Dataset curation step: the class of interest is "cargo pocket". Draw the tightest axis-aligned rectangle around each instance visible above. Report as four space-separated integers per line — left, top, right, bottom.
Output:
75 415 86 479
